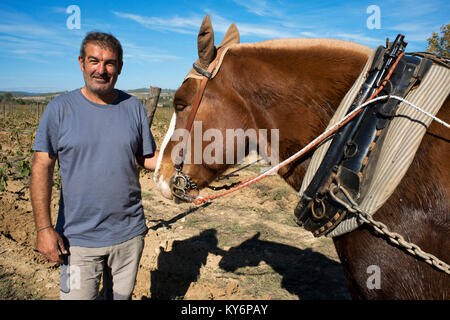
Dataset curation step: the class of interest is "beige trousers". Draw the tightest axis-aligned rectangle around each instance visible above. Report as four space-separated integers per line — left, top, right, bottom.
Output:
59 233 145 300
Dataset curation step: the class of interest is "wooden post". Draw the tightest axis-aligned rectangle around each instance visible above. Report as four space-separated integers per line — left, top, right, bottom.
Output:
147 86 161 127
2 104 5 120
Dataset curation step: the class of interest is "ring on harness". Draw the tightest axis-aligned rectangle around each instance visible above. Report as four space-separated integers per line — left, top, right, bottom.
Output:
294 34 434 237
171 165 199 201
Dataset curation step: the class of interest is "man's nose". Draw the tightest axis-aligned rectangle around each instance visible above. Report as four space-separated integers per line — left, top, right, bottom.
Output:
97 62 106 75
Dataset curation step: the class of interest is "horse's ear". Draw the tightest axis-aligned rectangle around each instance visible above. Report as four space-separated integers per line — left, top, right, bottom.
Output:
219 23 240 47
197 14 215 68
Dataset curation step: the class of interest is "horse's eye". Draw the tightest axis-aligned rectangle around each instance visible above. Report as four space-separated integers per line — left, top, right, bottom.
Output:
174 104 188 112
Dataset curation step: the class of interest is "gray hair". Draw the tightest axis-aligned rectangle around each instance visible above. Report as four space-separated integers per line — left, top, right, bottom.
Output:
80 31 123 65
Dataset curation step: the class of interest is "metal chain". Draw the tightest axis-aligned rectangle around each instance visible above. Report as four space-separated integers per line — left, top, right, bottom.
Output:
329 184 450 275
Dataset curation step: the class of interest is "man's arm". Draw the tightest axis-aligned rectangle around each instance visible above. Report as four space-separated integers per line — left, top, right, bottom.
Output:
136 150 159 171
30 151 67 263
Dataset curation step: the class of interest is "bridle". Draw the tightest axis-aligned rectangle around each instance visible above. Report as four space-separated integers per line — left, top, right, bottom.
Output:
171 47 226 202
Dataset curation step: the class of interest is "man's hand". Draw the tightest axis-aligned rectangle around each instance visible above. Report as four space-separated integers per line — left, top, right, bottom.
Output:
136 150 159 171
31 151 66 263
36 228 68 263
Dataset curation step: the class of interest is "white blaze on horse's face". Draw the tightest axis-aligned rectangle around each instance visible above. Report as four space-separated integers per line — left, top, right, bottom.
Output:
154 113 177 199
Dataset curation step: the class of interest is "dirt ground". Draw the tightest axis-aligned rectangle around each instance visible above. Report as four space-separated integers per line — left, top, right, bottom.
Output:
0 168 350 300
0 108 351 300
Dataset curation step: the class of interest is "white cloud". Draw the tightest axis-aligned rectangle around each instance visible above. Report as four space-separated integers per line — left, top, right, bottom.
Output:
238 23 297 38
388 23 424 32
231 0 284 18
120 40 181 63
231 0 270 16
112 11 202 34
124 50 180 63
0 23 55 37
299 31 321 38
336 33 383 46
114 10 299 39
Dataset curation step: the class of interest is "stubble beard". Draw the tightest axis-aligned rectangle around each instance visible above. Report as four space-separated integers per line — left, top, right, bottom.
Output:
83 66 117 97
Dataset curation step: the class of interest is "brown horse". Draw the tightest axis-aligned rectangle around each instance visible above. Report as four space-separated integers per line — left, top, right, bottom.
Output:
154 16 450 299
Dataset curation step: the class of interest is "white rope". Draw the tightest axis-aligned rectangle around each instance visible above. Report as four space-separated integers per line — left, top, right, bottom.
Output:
388 95 450 128
244 95 449 185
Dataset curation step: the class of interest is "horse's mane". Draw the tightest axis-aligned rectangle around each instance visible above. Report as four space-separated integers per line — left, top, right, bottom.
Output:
216 38 372 130
232 38 372 56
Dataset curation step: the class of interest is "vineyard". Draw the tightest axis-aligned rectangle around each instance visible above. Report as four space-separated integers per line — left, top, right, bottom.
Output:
0 104 45 193
0 99 349 300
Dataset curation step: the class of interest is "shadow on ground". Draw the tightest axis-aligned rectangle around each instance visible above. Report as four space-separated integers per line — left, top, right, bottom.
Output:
147 229 350 300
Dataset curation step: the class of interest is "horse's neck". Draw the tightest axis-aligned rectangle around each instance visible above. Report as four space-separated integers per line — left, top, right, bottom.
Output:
236 44 370 190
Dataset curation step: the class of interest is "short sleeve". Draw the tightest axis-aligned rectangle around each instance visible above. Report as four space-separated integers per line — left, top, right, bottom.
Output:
138 103 157 157
32 100 60 157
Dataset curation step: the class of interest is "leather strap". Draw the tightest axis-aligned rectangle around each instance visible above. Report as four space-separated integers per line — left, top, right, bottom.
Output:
175 47 225 166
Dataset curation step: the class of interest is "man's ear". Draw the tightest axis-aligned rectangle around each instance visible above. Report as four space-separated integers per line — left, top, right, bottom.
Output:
78 56 85 72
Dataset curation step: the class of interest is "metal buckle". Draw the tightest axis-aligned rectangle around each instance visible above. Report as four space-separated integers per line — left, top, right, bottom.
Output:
171 167 198 202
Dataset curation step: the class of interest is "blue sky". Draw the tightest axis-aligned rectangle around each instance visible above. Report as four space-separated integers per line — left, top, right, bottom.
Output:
0 0 448 92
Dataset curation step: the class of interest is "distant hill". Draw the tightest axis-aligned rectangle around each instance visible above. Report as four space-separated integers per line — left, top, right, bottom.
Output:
0 91 68 98
126 88 176 95
0 91 66 97
0 91 32 97
0 88 175 98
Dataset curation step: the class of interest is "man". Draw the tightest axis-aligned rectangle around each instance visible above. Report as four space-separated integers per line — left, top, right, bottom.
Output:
30 31 159 300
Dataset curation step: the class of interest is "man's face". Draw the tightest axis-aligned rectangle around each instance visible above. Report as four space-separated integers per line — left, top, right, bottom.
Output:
79 42 122 96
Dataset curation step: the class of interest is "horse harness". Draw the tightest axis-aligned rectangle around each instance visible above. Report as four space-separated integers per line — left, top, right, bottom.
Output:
294 34 447 237
171 47 227 202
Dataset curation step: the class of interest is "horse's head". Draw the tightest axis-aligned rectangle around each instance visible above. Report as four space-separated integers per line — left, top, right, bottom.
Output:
154 15 243 201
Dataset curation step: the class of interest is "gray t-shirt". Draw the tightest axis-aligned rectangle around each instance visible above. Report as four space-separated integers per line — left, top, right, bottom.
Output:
33 89 156 247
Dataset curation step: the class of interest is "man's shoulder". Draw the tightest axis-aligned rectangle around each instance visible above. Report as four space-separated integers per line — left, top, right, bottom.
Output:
115 90 147 116
47 89 81 107
55 89 81 100
116 89 142 106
